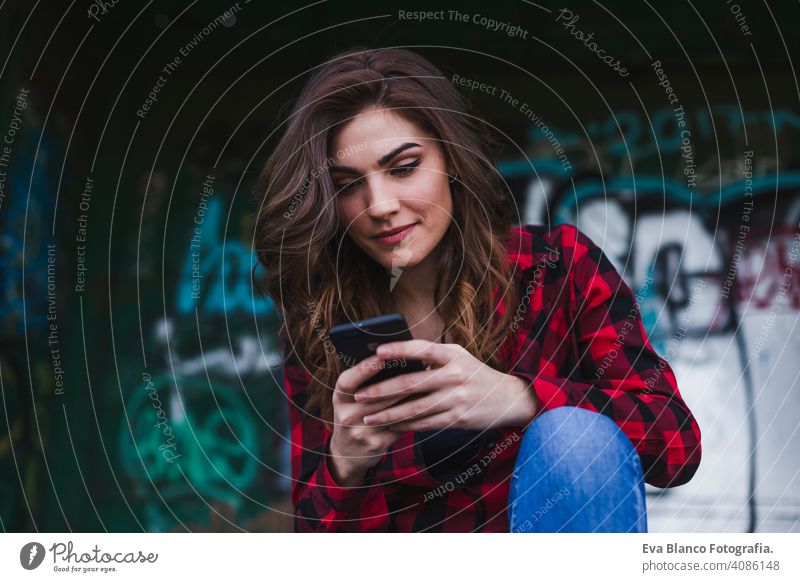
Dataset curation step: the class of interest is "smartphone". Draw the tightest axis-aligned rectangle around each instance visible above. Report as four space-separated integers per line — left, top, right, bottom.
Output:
327 313 426 387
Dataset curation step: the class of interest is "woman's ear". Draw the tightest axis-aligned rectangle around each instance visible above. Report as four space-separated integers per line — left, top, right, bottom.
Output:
446 161 455 176
446 163 460 185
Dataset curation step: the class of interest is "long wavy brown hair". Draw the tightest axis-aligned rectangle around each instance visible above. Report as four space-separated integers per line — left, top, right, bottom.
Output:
253 47 519 426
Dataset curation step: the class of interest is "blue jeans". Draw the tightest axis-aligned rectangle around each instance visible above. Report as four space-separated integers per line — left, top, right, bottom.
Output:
509 407 648 532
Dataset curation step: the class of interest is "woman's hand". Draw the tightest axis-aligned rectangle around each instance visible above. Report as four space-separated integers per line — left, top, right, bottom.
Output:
328 354 408 486
353 340 539 432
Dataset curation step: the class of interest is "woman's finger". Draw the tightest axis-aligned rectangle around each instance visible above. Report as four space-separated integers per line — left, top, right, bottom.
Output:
356 393 408 416
334 354 385 397
361 392 448 427
353 367 448 402
376 339 456 368
388 411 456 432
335 393 408 427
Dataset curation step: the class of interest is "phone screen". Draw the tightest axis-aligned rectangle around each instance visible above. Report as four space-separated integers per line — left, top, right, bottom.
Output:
327 313 426 387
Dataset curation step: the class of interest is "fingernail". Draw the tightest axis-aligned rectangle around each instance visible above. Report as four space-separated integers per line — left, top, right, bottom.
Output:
363 415 373 425
376 345 391 356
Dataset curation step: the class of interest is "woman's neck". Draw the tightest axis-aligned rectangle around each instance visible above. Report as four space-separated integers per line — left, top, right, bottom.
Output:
389 231 444 302
385 235 450 342
392 279 450 344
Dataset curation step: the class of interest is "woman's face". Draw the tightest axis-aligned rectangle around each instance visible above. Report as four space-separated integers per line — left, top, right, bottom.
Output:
329 107 453 274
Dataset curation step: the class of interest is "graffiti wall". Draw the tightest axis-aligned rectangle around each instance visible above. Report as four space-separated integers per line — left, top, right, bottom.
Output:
2 0 798 535
510 106 800 532
69 167 293 532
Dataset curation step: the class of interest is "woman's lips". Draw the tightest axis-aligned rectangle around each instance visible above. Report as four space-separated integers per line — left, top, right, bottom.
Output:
373 223 416 246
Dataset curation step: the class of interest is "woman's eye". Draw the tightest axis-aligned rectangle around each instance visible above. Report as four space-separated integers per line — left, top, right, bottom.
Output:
390 159 420 176
336 180 360 193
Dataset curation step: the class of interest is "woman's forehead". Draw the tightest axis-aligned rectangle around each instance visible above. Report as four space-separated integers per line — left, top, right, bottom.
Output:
332 108 427 146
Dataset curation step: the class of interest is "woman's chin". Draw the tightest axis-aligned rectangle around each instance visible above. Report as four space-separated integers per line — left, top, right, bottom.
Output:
378 256 418 272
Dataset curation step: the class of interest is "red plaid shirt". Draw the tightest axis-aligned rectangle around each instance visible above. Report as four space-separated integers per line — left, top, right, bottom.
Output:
280 224 702 532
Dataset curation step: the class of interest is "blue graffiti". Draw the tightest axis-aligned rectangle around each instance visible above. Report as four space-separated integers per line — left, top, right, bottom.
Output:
176 195 275 317
551 173 800 222
0 127 56 338
523 105 800 162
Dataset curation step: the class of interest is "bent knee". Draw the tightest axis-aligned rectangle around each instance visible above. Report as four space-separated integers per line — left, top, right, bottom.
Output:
518 406 637 464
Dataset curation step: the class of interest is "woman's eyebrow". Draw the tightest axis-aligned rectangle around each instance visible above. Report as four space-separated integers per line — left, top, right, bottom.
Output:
377 142 421 166
330 142 421 175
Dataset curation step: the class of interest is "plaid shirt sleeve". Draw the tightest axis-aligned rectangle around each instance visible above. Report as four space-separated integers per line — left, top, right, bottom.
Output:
282 352 391 532
507 224 702 488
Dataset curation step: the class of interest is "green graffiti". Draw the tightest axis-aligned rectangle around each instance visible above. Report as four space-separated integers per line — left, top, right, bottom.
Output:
119 374 260 507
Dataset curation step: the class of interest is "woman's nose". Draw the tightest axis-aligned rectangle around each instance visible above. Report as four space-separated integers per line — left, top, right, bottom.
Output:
364 175 401 218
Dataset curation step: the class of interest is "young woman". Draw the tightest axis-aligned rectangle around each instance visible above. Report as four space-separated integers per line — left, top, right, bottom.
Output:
253 47 701 532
